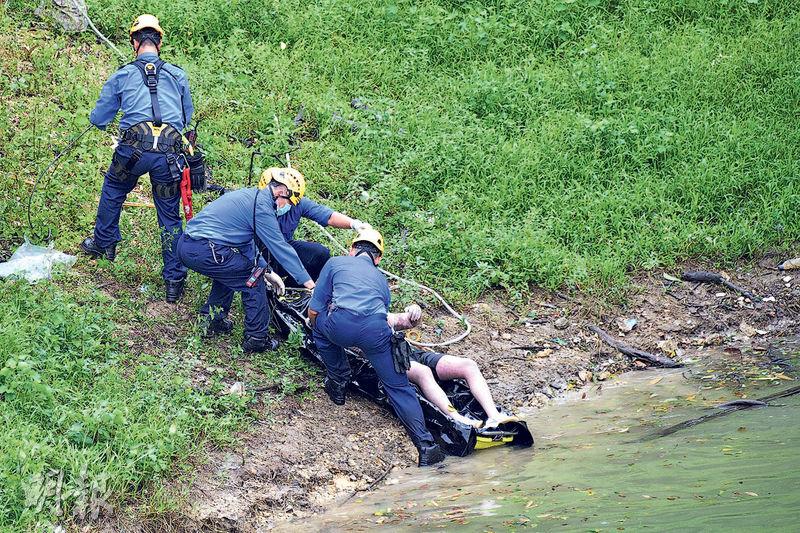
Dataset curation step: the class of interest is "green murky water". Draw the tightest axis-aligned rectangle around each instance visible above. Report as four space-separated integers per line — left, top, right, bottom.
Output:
301 345 800 531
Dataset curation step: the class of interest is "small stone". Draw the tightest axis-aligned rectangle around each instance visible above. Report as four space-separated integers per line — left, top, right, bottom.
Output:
597 371 612 381
554 317 569 330
501 333 512 340
227 381 245 396
633 360 647 369
550 377 567 390
657 339 679 356
782 275 793 283
616 317 638 333
578 370 593 382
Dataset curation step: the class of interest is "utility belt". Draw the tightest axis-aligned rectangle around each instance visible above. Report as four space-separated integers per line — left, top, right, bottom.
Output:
110 121 208 196
119 121 184 154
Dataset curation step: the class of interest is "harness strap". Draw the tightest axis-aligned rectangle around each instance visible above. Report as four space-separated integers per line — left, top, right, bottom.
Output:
153 180 181 199
132 59 165 127
125 149 143 174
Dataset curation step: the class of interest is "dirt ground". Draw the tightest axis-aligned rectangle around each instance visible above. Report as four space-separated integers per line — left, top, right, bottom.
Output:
88 255 800 532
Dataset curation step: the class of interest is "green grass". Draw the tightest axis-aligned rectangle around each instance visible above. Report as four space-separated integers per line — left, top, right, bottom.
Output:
1 0 799 527
2 1 799 295
0 280 251 529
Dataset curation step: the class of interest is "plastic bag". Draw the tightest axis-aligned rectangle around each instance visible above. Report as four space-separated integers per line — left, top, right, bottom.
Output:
0 241 77 282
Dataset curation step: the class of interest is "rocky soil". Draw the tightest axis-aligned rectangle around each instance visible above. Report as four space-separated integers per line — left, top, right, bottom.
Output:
92 256 800 532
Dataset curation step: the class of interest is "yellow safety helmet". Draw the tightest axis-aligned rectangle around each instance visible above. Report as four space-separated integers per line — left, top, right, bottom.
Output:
258 167 306 206
130 14 164 37
352 228 385 256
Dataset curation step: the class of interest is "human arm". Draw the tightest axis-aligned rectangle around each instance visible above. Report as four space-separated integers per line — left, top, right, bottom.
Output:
298 199 370 231
255 193 313 286
387 304 422 330
89 70 124 130
328 211 371 232
308 261 334 327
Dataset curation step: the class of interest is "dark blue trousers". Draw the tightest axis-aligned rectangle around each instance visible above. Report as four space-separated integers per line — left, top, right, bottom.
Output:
93 144 187 282
176 234 269 338
271 240 330 285
313 308 434 447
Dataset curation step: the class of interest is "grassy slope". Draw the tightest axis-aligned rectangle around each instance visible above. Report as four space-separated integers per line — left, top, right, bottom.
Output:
1 0 799 528
3 1 799 295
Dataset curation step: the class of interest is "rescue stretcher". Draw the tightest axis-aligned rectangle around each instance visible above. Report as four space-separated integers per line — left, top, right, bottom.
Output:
270 288 534 456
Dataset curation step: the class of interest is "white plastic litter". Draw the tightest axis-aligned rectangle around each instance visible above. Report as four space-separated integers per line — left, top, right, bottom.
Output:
0 241 77 282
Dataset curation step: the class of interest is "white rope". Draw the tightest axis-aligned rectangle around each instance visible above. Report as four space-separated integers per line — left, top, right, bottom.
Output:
84 13 126 61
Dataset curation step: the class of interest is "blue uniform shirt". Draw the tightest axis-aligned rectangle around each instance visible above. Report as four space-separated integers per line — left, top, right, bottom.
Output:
185 188 311 285
278 197 334 241
90 52 194 132
310 254 390 317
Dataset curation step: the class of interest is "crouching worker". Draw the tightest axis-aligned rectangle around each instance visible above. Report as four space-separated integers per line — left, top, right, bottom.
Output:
177 168 315 353
308 230 445 467
269 175 372 285
80 14 193 303
388 305 521 429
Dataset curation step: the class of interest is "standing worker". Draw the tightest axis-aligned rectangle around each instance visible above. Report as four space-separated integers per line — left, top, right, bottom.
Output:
269 184 371 284
80 14 193 303
308 229 445 467
176 168 315 353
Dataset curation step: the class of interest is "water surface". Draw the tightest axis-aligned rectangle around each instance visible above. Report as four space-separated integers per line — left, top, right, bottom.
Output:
302 349 800 531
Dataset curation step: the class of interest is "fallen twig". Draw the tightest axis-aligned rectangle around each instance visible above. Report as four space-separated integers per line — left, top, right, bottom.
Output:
681 270 760 301
639 385 800 441
587 325 682 368
344 463 394 503
511 345 550 351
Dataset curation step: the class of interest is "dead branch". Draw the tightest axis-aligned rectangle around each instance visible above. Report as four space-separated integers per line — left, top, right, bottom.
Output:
587 325 682 368
681 270 760 301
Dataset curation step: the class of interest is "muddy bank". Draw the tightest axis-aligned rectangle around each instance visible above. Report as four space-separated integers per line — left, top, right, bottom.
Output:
95 257 799 532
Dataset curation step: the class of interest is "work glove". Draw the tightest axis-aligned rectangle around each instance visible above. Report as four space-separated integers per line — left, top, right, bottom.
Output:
404 304 423 326
264 270 286 296
350 219 372 232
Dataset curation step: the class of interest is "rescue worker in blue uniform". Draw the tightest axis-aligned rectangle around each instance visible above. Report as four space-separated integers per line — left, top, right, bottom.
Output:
308 229 446 467
177 168 315 353
271 197 371 285
80 14 194 303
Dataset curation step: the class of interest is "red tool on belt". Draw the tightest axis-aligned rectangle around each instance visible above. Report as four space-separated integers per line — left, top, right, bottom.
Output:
180 165 193 221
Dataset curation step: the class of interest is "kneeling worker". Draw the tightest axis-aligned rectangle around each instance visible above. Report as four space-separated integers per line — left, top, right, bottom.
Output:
269 175 372 285
177 168 314 352
308 230 445 467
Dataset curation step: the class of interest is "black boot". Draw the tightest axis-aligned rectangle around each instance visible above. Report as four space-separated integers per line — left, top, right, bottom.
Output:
80 237 116 261
165 278 186 303
324 377 347 405
242 335 280 353
199 315 234 338
417 443 446 467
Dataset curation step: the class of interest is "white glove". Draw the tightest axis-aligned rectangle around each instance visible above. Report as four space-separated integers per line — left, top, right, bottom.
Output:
264 270 286 296
404 304 423 325
350 219 372 232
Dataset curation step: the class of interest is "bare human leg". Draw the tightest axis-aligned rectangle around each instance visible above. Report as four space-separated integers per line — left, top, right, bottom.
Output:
434 355 504 419
407 362 481 427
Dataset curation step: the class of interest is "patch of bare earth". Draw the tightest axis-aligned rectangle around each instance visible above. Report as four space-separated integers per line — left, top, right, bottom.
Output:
93 257 799 532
